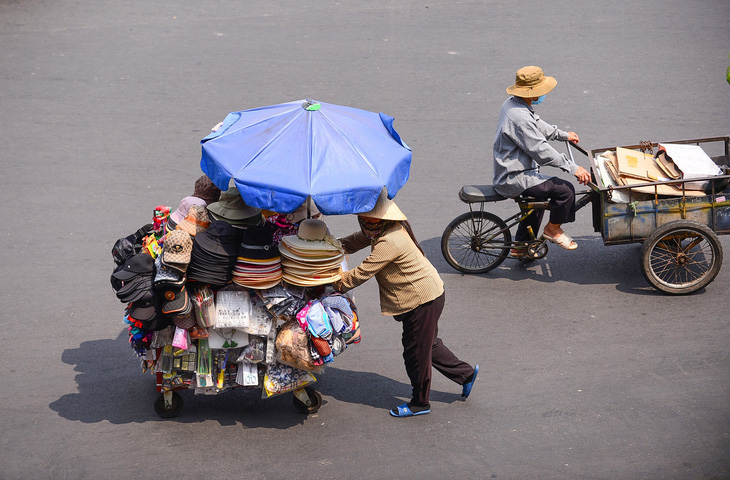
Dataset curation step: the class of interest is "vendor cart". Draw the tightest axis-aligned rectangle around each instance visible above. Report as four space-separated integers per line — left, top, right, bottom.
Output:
441 135 730 295
154 372 322 418
115 99 409 419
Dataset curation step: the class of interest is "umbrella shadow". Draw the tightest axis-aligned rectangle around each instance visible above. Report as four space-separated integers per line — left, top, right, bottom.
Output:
50 332 316 428
421 235 672 296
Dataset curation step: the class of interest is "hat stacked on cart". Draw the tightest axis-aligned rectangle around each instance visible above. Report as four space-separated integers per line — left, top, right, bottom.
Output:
187 220 243 287
126 296 168 331
206 183 264 228
233 225 283 289
279 219 344 286
167 196 207 232
112 253 156 304
193 174 222 205
176 205 211 236
160 229 193 274
153 254 185 288
112 252 168 330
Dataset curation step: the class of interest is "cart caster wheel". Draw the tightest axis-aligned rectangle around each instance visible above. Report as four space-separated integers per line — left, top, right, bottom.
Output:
292 386 322 414
525 239 548 261
154 391 183 418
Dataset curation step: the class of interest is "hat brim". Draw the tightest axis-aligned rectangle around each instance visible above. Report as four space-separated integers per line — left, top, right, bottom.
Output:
282 271 341 287
207 203 262 221
280 235 342 253
233 277 282 290
358 190 407 220
506 76 557 98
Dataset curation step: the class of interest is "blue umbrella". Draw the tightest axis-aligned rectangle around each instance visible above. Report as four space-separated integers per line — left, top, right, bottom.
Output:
200 99 412 216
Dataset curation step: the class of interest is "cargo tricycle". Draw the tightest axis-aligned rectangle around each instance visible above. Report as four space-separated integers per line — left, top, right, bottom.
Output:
441 136 730 294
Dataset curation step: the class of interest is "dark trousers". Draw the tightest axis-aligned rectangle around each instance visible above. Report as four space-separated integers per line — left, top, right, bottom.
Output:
394 293 474 406
516 177 576 242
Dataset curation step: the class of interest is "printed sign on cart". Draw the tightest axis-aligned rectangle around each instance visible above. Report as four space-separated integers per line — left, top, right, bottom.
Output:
215 290 252 329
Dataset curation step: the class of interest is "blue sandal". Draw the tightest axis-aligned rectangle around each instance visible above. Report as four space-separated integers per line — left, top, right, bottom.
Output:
462 364 479 399
390 403 430 417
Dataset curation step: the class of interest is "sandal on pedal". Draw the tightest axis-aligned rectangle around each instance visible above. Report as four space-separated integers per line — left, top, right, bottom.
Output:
390 403 430 418
509 249 525 259
541 232 578 250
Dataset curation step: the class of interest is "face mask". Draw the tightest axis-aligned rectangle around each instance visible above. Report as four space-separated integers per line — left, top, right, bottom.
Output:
532 95 545 105
358 217 394 239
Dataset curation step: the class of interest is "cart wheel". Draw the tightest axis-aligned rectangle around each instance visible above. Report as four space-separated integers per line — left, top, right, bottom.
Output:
441 211 511 274
525 239 548 261
640 220 723 295
154 391 183 418
292 386 322 414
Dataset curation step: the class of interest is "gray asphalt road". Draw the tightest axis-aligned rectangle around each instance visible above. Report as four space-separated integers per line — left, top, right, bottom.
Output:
1 1 729 479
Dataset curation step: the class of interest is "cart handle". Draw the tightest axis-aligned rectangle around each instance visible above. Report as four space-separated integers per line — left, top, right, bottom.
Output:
566 140 589 158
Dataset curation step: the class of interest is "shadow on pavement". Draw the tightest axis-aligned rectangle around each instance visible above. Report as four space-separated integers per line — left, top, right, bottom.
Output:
316 366 464 410
421 234 684 296
50 335 460 426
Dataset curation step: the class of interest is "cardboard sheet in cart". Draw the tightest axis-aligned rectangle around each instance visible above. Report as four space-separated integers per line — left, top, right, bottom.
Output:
659 143 723 190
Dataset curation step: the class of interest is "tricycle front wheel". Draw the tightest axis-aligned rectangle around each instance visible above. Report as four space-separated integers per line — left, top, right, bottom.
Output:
441 211 511 274
640 220 723 295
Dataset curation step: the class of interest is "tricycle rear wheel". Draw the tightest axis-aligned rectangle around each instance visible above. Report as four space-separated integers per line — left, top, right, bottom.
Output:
640 220 723 295
441 211 511 274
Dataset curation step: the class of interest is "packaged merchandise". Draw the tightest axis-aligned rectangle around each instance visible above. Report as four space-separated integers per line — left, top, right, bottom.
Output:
112 188 361 416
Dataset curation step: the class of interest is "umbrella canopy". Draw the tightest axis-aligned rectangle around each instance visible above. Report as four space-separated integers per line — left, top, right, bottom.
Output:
200 99 412 216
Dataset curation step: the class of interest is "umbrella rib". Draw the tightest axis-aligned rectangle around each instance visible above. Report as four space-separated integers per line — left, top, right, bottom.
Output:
235 109 305 173
318 110 380 177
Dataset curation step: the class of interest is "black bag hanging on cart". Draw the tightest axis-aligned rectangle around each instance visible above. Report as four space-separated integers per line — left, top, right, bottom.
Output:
111 224 154 292
112 223 153 266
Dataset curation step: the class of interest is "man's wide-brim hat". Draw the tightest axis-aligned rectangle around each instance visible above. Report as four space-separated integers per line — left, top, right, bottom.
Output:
506 66 557 98
358 188 406 221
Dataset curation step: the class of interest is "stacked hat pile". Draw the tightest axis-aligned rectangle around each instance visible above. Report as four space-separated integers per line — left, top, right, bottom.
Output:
279 219 344 287
112 253 162 328
233 225 283 289
187 220 243 287
160 229 193 277
207 184 263 228
157 229 194 322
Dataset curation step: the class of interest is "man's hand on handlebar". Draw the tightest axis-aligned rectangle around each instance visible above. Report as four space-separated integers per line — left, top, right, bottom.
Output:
567 132 580 143
574 166 591 185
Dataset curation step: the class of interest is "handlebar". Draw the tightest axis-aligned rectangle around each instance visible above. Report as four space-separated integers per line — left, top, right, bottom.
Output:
567 141 589 157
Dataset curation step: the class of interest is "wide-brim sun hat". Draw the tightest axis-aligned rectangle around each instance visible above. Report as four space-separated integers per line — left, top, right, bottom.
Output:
206 183 262 222
282 271 341 287
358 188 407 221
280 219 343 252
506 65 557 98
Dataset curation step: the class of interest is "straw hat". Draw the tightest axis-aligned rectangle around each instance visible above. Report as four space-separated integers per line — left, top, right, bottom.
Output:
358 189 407 221
281 219 342 252
506 66 557 98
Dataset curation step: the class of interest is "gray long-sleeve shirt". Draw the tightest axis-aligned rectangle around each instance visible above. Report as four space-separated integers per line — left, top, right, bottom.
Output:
492 96 579 198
